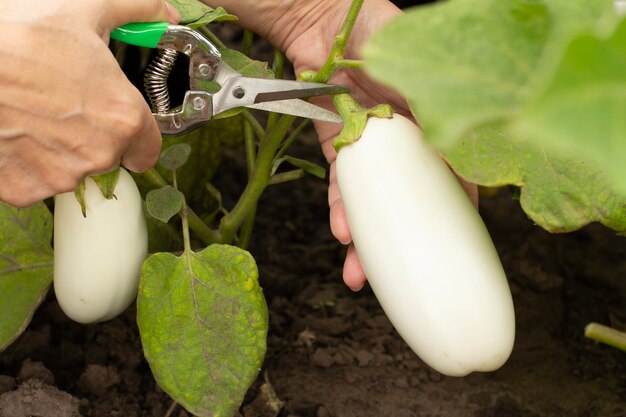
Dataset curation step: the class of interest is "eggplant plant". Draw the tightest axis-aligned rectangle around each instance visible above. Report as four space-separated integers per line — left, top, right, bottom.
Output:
1 0 625 416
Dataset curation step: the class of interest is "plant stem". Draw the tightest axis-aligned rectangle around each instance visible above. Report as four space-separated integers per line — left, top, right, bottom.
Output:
238 118 258 249
313 0 365 83
198 27 226 49
173 172 192 253
241 29 254 56
335 59 364 70
585 323 626 352
242 110 267 141
143 168 217 245
276 119 311 160
217 115 296 243
267 49 286 132
269 169 306 185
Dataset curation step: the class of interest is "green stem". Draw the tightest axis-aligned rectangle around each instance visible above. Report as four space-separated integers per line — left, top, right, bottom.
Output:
241 29 254 56
313 0 365 83
269 169 306 185
238 118 258 249
267 49 286 132
276 119 311 160
335 59 364 70
585 323 626 352
217 115 296 243
242 110 267 141
173 172 191 253
143 168 217 245
198 27 226 49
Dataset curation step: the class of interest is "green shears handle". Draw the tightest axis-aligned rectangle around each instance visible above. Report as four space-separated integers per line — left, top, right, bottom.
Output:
110 22 169 48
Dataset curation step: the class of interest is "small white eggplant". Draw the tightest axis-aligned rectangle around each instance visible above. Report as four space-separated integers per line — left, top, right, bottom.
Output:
53 168 148 323
336 114 515 376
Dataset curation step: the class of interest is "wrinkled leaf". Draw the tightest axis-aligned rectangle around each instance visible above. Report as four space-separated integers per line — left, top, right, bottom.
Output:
167 0 236 28
363 0 614 149
159 143 192 172
272 156 326 179
137 245 268 417
146 186 185 223
444 124 626 233
362 0 625 233
0 202 53 351
514 18 626 192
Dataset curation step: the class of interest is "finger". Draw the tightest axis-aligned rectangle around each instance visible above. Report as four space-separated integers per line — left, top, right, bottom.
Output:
343 245 367 291
102 0 180 29
120 106 162 173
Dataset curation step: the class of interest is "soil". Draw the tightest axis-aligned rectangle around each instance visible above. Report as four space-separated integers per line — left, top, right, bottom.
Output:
1 130 625 417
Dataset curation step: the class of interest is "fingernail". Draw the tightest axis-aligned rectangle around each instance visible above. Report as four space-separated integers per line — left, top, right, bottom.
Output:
166 3 181 24
349 284 364 292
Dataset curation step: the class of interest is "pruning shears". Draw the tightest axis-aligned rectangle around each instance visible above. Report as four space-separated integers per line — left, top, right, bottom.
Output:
110 22 348 135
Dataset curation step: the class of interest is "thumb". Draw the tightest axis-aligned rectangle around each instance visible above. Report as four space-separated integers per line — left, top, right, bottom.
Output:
102 0 180 30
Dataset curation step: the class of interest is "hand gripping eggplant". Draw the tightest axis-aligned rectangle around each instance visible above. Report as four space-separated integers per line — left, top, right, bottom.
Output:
111 23 348 135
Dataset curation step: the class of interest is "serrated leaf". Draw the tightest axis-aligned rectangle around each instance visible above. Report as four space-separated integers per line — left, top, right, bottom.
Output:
514 18 626 192
0 202 53 351
362 0 614 149
444 124 626 233
272 156 326 179
167 0 236 28
146 186 184 223
137 245 268 417
159 143 192 171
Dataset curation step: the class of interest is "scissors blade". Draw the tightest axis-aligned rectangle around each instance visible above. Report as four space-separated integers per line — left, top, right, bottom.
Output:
247 99 343 123
248 79 350 103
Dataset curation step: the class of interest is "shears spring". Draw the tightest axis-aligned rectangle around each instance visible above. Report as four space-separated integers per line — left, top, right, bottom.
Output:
111 23 348 136
145 48 179 113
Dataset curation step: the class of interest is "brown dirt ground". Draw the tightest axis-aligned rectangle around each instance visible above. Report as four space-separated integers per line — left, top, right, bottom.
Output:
0 131 624 417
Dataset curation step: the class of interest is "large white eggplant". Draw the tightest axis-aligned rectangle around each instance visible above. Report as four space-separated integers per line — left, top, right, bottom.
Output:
336 114 515 376
53 168 148 323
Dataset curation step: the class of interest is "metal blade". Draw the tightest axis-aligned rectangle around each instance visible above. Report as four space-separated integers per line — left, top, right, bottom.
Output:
246 99 343 123
252 82 350 103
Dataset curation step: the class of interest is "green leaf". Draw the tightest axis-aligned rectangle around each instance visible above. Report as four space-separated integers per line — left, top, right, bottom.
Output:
167 0 236 28
363 0 614 149
272 156 326 179
159 143 192 172
362 0 626 233
132 115 243 211
514 18 626 192
137 245 268 417
220 49 274 79
146 186 185 223
444 124 626 233
0 202 53 351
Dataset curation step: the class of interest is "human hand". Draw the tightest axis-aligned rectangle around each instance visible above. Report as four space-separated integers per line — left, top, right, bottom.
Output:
0 0 180 207
202 0 478 290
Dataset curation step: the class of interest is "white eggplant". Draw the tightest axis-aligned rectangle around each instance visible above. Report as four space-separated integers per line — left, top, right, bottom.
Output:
53 168 148 323
335 114 515 376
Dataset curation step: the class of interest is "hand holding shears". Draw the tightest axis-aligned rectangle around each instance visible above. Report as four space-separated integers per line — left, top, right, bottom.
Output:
111 23 348 135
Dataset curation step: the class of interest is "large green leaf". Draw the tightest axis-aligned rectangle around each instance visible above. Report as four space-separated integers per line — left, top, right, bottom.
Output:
137 244 268 417
362 0 613 149
167 0 236 28
514 18 626 192
445 125 626 233
362 0 625 233
0 202 53 351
